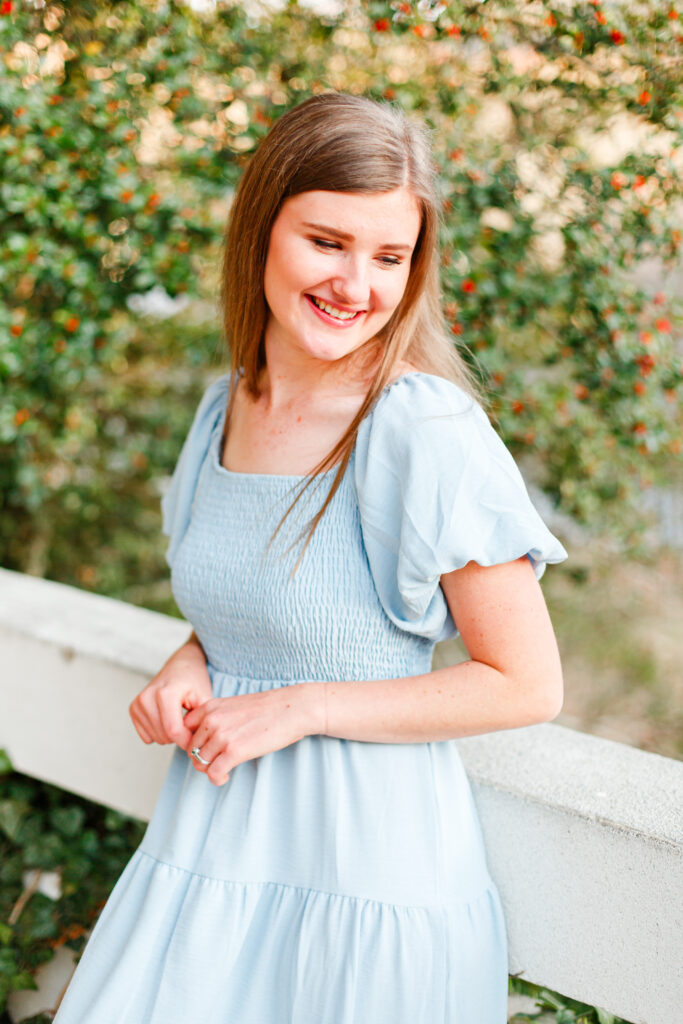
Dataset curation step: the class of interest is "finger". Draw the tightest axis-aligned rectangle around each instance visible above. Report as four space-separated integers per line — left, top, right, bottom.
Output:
135 693 167 745
129 702 156 745
182 687 211 712
206 752 233 786
189 757 209 775
185 706 218 752
131 716 154 744
156 690 192 748
188 741 212 772
186 720 212 754
188 728 227 771
183 704 207 732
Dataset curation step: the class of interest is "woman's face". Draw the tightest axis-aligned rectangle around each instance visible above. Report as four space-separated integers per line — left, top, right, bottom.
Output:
262 187 422 368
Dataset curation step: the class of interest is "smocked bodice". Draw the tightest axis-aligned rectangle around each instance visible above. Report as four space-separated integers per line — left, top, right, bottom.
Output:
171 429 434 682
163 370 567 675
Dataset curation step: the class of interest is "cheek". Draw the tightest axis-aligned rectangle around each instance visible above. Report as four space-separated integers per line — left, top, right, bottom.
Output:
380 270 411 314
264 257 293 314
264 241 316 310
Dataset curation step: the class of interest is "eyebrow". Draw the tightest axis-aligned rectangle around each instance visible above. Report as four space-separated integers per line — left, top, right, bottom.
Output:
302 222 414 253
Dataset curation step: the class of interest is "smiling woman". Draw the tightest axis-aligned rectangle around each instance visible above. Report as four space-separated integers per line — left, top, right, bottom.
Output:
54 93 567 1024
263 189 421 366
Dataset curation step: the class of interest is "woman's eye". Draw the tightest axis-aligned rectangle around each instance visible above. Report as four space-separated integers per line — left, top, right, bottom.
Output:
310 239 402 266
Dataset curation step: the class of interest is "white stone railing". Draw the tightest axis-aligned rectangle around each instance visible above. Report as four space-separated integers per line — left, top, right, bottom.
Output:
1 568 681 1024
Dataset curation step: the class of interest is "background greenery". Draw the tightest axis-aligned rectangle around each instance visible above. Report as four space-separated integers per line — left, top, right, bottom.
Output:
2 0 681 590
1 0 681 1020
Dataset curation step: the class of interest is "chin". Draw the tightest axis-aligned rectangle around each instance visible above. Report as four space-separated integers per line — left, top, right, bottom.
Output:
298 333 366 364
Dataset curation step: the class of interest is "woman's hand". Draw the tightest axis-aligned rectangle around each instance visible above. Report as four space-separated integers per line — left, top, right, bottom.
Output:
129 633 213 750
184 683 323 786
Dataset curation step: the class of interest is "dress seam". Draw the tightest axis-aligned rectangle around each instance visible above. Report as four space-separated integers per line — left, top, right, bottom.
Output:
136 848 448 912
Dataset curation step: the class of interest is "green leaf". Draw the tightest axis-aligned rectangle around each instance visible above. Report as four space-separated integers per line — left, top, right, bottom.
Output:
0 799 30 842
49 805 86 839
22 832 65 870
0 750 13 776
9 969 37 993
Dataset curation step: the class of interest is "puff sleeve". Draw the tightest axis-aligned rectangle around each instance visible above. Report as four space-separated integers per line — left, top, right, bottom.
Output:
161 373 230 567
354 373 568 643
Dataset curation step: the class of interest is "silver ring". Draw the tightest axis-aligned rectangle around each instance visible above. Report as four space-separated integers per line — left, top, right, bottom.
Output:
190 746 211 766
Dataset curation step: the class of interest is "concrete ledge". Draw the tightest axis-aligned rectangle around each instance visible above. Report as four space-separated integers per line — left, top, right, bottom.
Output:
1 569 681 1024
0 568 189 819
459 727 683 1022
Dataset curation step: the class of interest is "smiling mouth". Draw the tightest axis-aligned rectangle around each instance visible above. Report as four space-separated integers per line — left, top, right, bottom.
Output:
307 294 365 322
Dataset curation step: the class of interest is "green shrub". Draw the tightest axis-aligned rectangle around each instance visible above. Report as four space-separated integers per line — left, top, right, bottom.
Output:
2 0 681 592
0 750 145 1018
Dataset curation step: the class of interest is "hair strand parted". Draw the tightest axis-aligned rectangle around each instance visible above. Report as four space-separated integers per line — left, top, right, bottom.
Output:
219 92 482 569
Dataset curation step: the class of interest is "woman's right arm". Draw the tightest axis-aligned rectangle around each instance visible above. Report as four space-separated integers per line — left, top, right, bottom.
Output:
129 632 213 749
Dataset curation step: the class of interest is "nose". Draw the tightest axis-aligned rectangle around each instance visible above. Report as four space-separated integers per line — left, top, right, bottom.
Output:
330 255 370 308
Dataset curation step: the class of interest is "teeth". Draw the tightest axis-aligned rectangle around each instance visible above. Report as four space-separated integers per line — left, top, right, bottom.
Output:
310 296 359 320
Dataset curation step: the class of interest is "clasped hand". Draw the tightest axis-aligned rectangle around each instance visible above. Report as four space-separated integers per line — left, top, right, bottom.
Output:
129 640 323 786
183 687 318 785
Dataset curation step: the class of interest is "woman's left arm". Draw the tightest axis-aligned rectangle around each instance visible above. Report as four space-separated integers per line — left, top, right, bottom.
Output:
319 554 563 743
184 556 562 784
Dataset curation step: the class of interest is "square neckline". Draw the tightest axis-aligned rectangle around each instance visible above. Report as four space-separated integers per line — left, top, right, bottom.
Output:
212 371 425 482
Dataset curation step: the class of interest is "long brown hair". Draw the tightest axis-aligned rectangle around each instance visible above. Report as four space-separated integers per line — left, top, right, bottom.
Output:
220 92 480 556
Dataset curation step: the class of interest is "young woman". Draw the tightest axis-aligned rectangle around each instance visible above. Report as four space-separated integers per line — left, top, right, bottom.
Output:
55 92 567 1023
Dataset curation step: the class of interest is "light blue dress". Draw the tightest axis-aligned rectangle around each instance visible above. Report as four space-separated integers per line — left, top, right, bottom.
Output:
55 371 567 1024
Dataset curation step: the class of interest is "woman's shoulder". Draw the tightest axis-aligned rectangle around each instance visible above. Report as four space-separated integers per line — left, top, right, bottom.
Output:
377 368 478 420
194 371 232 421
360 369 485 464
354 367 493 516
181 370 233 448
354 368 567 641
160 372 231 566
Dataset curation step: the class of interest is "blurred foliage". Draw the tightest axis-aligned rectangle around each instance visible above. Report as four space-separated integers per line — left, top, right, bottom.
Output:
0 749 145 1019
1 0 682 596
508 975 630 1023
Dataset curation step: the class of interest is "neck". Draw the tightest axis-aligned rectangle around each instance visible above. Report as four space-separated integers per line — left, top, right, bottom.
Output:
259 335 380 411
